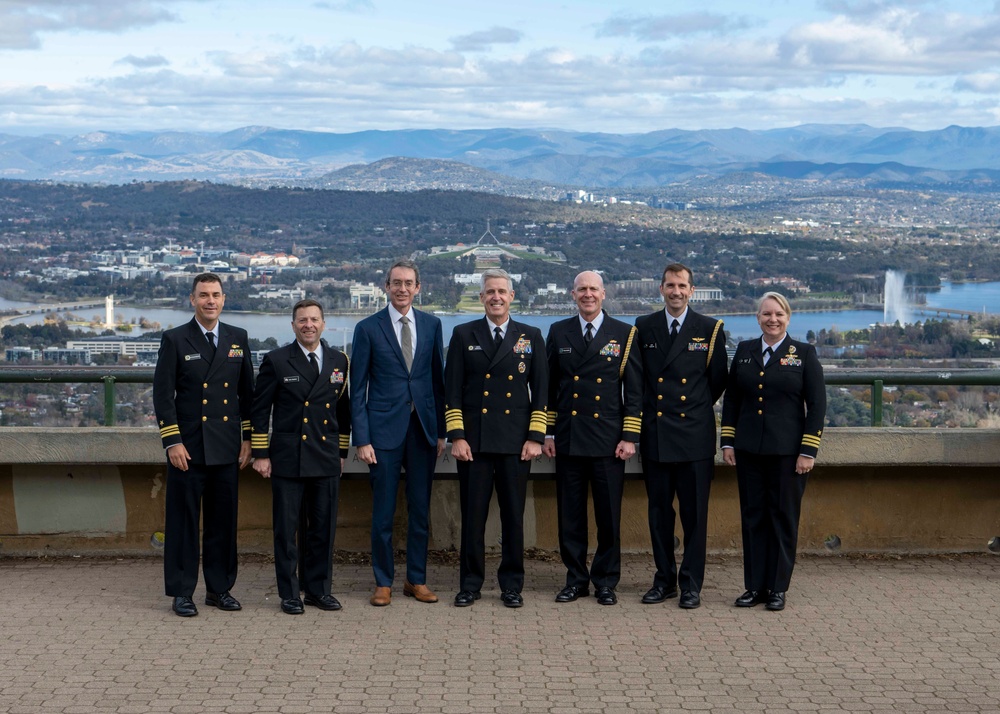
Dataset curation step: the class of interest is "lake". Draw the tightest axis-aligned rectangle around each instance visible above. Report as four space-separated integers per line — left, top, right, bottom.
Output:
3 282 997 346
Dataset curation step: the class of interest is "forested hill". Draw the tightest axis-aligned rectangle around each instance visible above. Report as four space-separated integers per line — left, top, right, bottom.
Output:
0 180 577 231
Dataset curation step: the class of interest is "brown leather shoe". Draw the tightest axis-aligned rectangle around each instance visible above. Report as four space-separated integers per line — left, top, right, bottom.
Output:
403 580 439 603
370 586 391 607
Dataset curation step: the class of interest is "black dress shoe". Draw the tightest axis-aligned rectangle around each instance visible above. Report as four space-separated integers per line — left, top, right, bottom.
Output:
641 585 678 604
765 591 786 611
595 586 618 606
304 593 342 611
281 598 305 615
205 591 242 611
679 590 701 609
500 590 524 608
454 590 481 607
734 590 768 608
172 596 198 617
555 585 589 603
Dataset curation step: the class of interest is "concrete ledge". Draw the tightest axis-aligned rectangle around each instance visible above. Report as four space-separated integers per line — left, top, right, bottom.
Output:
1 427 998 556
2 426 998 469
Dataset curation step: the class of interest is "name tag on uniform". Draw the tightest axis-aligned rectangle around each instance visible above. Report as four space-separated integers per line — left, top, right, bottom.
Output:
184 354 201 361
738 357 752 364
468 345 483 351
642 342 657 349
283 376 300 383
559 347 572 354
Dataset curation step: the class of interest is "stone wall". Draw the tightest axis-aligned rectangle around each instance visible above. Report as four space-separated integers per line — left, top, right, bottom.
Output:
0 427 997 556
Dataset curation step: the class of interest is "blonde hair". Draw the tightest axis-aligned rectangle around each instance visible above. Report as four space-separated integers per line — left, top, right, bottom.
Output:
756 291 791 316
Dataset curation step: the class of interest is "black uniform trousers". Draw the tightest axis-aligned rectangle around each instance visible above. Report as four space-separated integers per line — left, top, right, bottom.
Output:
458 453 530 593
556 454 625 590
643 458 713 593
271 475 339 600
163 461 239 597
734 451 808 593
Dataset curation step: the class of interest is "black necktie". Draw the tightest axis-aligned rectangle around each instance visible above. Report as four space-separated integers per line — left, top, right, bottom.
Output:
308 351 319 377
584 323 593 344
494 326 503 347
206 331 216 358
670 319 679 338
763 346 773 365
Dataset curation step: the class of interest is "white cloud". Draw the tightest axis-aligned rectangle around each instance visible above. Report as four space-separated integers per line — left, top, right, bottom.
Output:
595 12 754 40
0 0 194 50
450 27 523 52
116 54 171 69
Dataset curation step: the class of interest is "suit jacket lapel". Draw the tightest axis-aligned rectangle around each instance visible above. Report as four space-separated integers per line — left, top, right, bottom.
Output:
288 343 316 386
751 339 765 369
411 309 432 371
763 336 786 370
565 318 588 360
376 308 407 370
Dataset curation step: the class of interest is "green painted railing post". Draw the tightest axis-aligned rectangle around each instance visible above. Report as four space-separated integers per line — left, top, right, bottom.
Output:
103 376 116 426
871 379 884 427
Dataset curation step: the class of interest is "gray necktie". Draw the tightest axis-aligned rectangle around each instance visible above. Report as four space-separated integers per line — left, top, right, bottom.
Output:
400 315 413 372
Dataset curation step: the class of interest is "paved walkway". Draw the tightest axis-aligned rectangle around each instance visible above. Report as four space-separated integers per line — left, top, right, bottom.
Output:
1 553 998 713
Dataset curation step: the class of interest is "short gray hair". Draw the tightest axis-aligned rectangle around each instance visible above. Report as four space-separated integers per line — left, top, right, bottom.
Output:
480 268 513 292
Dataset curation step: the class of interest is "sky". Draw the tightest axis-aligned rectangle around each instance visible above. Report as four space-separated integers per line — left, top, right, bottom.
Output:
2 0 1000 136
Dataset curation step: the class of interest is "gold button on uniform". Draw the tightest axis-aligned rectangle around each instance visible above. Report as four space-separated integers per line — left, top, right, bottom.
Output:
571 410 577 416
656 411 662 417
224 382 229 388
657 395 663 401
323 419 328 425
223 416 228 422
484 391 489 396
759 371 765 377
595 396 600 401
758 384 763 389
304 401 310 406
202 416 207 422
596 378 602 384
680 396 686 402
657 377 663 383
506 392 511 398
486 373 491 379
325 403 330 408
593 413 599 418
508 375 514 381
203 383 208 389
302 435 307 441
202 399 208 405
505 410 510 414
758 410 763 415
482 408 488 414
574 376 580 381
680 413 685 418
303 418 308 423
321 436 327 441
573 393 578 399
223 399 228 405
758 397 763 402
681 378 687 384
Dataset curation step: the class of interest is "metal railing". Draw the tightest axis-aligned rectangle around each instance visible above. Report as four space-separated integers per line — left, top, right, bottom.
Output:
1 366 998 427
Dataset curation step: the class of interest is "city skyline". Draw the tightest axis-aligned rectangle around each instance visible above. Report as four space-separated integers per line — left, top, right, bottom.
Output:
1 0 999 136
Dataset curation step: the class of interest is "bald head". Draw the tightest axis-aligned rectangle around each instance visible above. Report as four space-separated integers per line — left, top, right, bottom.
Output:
572 271 606 321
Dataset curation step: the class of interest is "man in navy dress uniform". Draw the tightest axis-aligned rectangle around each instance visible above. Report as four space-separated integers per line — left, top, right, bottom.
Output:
543 271 642 606
153 273 254 617
634 263 727 610
251 299 351 615
445 268 548 608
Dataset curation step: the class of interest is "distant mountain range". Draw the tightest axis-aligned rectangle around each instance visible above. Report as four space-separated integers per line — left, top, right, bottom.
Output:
4 124 1000 192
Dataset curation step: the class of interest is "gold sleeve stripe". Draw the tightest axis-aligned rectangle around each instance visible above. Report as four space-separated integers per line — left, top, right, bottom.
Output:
801 437 822 447
720 426 736 436
622 416 642 434
529 411 548 433
445 408 465 432
622 416 642 427
339 434 350 449
620 326 638 379
241 420 251 429
546 412 557 426
159 425 180 435
251 435 269 447
706 320 723 367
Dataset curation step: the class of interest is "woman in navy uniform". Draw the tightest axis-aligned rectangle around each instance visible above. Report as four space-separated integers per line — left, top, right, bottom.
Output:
721 291 826 612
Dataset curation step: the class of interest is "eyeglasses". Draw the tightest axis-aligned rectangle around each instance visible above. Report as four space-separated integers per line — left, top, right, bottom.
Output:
388 280 417 289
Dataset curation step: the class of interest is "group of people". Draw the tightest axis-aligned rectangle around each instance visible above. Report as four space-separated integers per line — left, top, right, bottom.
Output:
152 260 826 617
